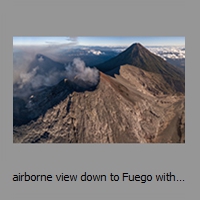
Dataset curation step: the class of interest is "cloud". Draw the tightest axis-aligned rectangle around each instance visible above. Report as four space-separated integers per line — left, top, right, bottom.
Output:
65 37 78 46
13 45 99 98
66 37 78 42
45 41 58 44
88 49 104 55
147 46 185 60
44 37 78 47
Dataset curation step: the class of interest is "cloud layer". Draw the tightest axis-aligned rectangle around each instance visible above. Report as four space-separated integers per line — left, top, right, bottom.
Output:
147 46 185 61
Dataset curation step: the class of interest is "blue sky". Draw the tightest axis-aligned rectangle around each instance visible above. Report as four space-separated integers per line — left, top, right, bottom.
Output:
13 36 185 47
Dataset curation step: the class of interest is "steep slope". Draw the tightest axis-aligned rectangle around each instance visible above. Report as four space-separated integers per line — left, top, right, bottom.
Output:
13 44 185 143
13 70 185 143
96 43 185 93
13 76 99 126
116 64 176 96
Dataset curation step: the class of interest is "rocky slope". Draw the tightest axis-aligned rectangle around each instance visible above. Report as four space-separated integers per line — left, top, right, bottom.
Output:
13 65 185 143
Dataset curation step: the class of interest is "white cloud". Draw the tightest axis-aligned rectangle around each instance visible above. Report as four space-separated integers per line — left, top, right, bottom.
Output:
147 46 185 60
88 49 104 55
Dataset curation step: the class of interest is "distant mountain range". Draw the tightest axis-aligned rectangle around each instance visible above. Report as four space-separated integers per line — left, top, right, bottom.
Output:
13 43 185 143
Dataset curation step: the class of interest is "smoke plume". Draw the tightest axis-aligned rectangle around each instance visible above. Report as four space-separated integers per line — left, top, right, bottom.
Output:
13 46 99 98
65 58 99 86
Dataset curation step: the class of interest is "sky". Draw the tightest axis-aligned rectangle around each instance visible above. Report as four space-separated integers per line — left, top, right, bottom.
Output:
13 37 185 47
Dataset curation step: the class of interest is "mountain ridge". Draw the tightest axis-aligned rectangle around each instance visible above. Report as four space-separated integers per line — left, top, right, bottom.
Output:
95 43 185 93
13 43 185 143
13 68 185 143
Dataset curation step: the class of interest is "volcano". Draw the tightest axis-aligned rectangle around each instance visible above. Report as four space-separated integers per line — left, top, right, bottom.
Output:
13 43 185 143
96 43 185 93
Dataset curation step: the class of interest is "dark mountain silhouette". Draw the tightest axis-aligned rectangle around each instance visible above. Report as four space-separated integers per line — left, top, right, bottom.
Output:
28 54 66 75
34 53 64 68
96 43 185 93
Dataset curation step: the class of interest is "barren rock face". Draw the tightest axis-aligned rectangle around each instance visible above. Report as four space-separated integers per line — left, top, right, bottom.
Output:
13 65 185 143
13 43 185 143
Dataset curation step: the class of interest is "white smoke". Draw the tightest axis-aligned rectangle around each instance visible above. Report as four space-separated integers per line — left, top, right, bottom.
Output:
13 47 99 98
65 58 99 85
